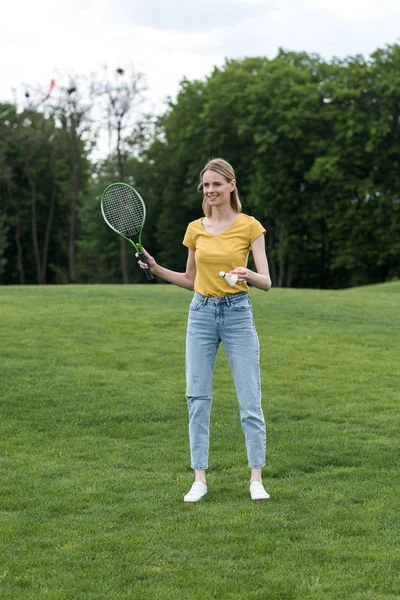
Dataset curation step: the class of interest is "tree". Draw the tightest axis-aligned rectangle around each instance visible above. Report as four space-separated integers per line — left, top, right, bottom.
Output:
0 210 8 282
135 46 400 289
94 66 147 283
0 98 89 284
52 77 94 283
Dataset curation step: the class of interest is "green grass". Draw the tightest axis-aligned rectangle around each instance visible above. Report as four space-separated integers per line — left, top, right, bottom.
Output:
0 282 399 600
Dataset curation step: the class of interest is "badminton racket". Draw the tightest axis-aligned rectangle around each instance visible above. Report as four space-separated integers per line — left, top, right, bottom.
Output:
101 182 154 280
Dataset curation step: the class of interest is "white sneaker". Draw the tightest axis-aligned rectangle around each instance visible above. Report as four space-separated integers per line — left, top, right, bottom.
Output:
250 481 270 502
184 481 207 503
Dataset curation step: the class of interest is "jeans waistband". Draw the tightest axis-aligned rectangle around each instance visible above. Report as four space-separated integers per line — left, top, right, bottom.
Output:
193 291 249 304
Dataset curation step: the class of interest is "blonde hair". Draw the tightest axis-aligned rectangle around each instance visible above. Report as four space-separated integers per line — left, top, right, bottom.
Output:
197 158 242 218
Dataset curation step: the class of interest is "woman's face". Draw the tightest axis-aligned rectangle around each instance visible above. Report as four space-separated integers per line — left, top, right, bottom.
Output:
202 170 235 209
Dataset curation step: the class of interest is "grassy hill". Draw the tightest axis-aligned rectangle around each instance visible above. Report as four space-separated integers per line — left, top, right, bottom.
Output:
1 283 399 599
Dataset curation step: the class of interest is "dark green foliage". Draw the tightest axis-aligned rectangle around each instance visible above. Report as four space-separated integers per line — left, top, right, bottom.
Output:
0 103 91 284
140 47 400 289
1 45 400 287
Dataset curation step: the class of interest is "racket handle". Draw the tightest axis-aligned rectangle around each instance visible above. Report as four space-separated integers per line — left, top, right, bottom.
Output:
138 253 154 280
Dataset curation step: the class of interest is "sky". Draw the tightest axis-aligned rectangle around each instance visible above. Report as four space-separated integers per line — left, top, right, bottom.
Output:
2 0 400 116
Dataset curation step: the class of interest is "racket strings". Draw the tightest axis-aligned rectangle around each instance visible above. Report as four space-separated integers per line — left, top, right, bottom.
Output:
102 185 145 237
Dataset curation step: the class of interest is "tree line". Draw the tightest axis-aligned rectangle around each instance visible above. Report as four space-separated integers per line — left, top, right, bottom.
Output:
1 46 399 288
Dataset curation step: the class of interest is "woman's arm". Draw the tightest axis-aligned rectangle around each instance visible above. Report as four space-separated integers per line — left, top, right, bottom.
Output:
137 247 196 291
230 234 272 292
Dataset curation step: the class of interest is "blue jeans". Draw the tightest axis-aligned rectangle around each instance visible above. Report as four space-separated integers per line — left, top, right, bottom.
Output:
185 292 266 470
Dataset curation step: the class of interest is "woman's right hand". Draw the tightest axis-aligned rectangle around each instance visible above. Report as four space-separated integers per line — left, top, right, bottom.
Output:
136 247 157 273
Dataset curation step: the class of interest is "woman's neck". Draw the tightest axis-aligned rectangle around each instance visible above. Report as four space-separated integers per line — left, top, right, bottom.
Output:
208 205 237 223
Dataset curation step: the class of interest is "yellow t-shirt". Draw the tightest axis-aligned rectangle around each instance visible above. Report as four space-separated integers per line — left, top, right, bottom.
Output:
182 213 266 297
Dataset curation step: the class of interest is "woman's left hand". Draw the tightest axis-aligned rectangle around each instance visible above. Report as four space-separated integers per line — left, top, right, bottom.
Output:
230 267 251 284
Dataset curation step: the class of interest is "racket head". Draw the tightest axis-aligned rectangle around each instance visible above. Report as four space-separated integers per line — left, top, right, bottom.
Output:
101 182 146 240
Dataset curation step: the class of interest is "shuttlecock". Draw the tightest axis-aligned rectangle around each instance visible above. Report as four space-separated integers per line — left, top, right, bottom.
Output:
219 271 238 286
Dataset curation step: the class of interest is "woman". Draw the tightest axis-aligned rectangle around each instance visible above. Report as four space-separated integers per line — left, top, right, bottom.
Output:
137 158 271 502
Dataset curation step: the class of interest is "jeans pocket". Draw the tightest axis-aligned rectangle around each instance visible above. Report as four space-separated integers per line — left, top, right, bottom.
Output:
189 300 204 311
230 297 251 311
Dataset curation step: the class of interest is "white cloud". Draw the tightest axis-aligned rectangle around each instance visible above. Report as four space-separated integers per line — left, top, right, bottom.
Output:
305 0 385 21
1 0 399 115
206 0 400 62
109 0 274 31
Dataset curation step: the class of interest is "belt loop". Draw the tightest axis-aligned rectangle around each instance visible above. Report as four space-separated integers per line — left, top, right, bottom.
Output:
204 297 208 305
